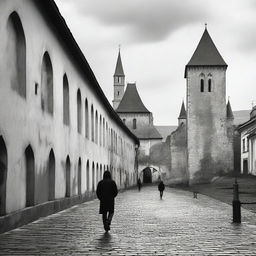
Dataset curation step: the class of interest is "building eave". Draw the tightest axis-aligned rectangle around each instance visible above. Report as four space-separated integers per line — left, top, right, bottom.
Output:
33 0 139 145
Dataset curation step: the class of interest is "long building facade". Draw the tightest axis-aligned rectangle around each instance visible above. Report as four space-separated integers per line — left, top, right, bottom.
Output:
0 0 139 233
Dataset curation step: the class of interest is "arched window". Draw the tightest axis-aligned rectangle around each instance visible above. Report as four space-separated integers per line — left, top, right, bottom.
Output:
92 162 95 192
63 74 70 125
25 145 35 207
0 136 7 216
100 164 102 181
96 163 99 184
110 129 113 151
41 52 53 115
78 158 82 195
133 119 137 129
103 118 105 147
200 79 204 92
86 160 89 191
91 105 94 141
95 111 98 144
208 79 212 92
77 89 82 134
7 12 26 98
123 119 126 123
106 123 108 148
65 156 71 197
99 115 102 146
48 149 55 201
85 99 89 138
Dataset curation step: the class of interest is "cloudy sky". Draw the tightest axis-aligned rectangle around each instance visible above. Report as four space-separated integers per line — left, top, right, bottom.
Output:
55 0 256 125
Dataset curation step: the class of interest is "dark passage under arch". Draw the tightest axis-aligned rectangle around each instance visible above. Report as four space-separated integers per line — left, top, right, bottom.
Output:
142 167 152 183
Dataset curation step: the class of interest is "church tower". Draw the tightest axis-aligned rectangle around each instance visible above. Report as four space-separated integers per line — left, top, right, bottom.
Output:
112 49 125 110
185 27 233 184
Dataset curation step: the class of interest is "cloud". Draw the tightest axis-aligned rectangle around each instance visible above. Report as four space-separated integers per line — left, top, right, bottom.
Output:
71 0 212 43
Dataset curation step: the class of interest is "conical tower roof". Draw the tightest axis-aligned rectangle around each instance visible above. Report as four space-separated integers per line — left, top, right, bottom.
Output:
116 83 150 113
185 28 227 77
178 101 187 119
226 100 234 120
114 50 125 77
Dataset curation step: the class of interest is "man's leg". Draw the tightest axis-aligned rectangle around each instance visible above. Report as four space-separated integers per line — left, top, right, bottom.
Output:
107 212 114 226
102 213 109 231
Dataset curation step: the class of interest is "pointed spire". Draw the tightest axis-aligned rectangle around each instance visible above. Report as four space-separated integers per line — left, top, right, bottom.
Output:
185 27 227 77
114 48 125 77
226 100 234 120
178 101 187 119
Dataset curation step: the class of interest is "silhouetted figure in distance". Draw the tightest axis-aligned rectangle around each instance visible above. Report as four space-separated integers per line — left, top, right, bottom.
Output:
96 171 118 232
137 178 142 191
158 181 165 199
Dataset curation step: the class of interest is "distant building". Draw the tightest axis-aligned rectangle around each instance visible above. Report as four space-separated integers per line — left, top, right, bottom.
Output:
113 52 168 183
238 106 256 175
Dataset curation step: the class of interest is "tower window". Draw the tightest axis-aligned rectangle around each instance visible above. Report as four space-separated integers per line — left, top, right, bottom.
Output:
208 79 212 92
200 79 204 92
117 91 119 96
133 118 137 129
123 119 126 123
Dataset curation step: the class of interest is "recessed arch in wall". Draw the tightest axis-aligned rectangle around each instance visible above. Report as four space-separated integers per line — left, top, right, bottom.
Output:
7 12 26 98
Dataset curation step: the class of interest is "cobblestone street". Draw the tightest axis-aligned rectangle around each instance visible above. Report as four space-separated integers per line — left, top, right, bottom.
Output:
0 186 256 255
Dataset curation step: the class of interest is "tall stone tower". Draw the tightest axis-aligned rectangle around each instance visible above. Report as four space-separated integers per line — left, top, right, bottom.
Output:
112 49 125 110
185 28 233 184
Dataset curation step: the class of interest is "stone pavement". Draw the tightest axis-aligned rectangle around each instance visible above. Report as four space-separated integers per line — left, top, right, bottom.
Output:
0 186 256 255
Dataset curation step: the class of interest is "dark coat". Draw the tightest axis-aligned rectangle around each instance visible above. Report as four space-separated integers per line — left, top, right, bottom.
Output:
96 178 118 214
158 182 165 192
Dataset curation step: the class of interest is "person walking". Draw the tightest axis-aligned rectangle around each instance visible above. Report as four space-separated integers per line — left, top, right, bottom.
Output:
96 171 118 232
158 180 165 199
137 178 142 191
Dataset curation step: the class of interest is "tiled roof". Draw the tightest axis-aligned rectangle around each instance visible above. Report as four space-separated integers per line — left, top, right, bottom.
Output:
155 126 177 141
185 29 227 77
114 51 125 77
233 110 250 126
116 83 150 113
132 126 163 140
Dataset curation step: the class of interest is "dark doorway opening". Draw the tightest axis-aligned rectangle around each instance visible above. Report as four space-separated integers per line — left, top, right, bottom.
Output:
78 158 82 195
65 156 71 197
48 149 55 201
25 145 35 207
0 137 7 216
143 167 152 183
243 159 248 175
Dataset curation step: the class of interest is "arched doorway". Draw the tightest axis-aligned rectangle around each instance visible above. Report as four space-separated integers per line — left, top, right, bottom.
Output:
48 149 55 201
25 145 35 207
0 137 7 216
143 167 152 183
65 156 71 197
78 158 82 195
